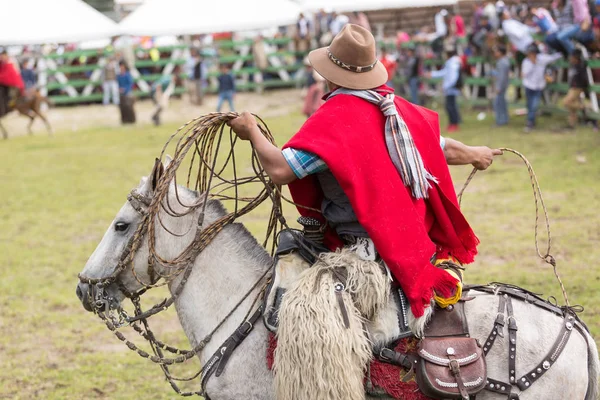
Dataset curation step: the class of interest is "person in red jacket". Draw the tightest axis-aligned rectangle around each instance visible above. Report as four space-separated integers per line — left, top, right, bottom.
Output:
228 25 500 319
379 48 398 87
0 51 24 116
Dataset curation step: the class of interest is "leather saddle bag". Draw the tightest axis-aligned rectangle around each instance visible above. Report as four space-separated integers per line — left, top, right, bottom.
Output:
416 336 487 399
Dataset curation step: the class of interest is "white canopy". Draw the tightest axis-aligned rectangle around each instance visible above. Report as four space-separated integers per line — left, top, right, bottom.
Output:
119 0 302 36
0 0 119 45
299 0 457 13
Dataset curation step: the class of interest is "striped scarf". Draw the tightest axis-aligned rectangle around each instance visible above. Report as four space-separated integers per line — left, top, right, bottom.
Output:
327 88 437 199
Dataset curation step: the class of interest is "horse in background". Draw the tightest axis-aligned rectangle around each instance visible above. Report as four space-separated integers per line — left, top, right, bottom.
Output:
0 86 53 139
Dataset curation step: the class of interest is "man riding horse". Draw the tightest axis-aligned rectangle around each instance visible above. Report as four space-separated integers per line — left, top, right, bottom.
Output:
0 50 24 118
230 24 500 318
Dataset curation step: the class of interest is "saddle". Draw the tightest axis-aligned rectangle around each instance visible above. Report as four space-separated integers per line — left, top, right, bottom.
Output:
264 222 488 400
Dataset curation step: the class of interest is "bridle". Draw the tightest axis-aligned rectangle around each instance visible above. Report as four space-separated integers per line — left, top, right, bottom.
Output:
78 187 272 397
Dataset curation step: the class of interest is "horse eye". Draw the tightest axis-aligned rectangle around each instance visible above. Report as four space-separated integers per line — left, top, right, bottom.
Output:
114 222 130 232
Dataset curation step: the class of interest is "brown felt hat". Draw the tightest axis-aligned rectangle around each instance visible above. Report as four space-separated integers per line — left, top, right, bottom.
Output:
308 24 388 90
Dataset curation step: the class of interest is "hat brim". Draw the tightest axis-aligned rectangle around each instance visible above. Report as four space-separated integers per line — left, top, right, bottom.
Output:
308 47 389 90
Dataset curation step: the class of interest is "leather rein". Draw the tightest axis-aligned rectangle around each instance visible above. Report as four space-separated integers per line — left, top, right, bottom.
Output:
78 189 271 398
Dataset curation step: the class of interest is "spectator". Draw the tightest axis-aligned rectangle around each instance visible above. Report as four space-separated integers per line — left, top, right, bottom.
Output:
117 62 134 97
151 74 174 126
351 11 371 31
511 0 530 22
330 12 350 36
563 49 589 129
521 45 562 132
302 60 326 118
194 53 207 106
428 49 463 132
315 8 332 45
573 0 594 44
21 59 36 90
501 10 535 54
252 36 268 93
492 45 511 126
295 13 312 58
472 1 485 31
186 49 203 105
484 1 500 28
431 9 449 55
217 64 235 112
449 10 466 38
532 7 559 35
546 0 580 55
117 62 135 124
405 45 421 105
379 48 398 88
102 56 119 106
471 15 493 55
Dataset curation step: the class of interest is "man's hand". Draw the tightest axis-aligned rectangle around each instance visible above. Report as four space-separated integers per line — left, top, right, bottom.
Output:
228 111 258 141
471 147 503 170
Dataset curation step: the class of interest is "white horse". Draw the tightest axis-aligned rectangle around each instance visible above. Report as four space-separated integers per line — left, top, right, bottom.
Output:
77 160 599 400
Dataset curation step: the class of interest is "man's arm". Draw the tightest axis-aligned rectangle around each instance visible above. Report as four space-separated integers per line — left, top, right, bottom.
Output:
443 137 503 170
228 112 297 185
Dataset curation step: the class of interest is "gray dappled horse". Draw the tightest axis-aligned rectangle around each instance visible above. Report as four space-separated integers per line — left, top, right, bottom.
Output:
77 159 599 400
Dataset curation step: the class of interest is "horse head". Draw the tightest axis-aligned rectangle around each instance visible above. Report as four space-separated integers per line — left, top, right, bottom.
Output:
76 156 217 317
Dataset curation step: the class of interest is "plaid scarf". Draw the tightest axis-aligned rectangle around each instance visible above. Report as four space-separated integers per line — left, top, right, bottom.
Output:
327 88 437 199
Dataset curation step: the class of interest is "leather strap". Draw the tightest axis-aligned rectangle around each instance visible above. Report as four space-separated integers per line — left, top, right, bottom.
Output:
483 378 520 399
392 285 413 339
448 358 469 400
377 347 415 370
515 314 575 391
201 307 263 392
507 296 518 385
483 294 507 355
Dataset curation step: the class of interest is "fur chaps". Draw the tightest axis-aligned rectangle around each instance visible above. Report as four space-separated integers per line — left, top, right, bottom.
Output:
274 249 390 400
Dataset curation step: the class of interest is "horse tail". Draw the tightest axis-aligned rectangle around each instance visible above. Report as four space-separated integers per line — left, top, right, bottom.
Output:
583 327 599 400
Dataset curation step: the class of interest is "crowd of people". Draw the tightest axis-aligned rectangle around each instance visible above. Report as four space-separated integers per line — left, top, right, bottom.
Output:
296 1 600 132
2 1 600 132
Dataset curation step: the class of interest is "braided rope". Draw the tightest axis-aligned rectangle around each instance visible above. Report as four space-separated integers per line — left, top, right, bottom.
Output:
457 148 569 307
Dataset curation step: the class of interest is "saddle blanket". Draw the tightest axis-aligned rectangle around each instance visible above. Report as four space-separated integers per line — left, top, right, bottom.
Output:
266 333 433 400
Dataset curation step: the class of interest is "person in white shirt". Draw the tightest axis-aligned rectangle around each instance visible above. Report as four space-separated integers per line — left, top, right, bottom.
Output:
521 45 562 131
484 1 500 28
330 12 350 36
501 10 535 54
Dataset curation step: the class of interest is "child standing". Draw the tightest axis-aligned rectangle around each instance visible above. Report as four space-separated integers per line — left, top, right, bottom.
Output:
563 49 589 129
117 62 135 124
217 64 235 112
428 49 463 132
521 45 561 132
492 45 511 126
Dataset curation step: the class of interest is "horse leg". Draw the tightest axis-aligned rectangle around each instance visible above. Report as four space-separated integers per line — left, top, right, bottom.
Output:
26 113 35 135
33 109 53 136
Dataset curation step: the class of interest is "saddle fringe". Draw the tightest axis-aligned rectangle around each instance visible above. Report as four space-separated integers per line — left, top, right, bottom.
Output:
274 249 389 400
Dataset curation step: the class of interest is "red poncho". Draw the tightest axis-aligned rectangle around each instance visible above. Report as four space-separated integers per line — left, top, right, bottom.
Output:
0 62 24 93
283 87 479 317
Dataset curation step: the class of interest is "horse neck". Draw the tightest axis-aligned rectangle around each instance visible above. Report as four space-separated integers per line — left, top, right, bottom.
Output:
158 199 273 398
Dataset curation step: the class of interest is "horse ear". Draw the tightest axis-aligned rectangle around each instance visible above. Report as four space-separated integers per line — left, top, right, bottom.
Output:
164 154 173 169
150 158 164 192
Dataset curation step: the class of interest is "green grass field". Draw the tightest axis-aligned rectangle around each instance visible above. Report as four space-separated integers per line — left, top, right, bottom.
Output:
1 108 599 399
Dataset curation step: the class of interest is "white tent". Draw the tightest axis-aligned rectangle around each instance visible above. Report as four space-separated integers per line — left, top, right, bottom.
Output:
299 0 457 13
118 0 302 36
0 0 119 45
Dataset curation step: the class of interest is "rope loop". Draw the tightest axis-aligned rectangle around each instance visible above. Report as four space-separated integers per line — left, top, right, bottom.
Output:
458 148 569 307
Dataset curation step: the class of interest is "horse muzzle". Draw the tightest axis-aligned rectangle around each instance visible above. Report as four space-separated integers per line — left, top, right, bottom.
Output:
76 282 96 312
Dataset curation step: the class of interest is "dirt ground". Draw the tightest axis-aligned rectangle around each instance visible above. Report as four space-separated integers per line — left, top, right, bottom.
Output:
0 89 304 139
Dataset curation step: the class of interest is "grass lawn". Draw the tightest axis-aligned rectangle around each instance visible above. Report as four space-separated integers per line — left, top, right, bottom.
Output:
0 108 599 399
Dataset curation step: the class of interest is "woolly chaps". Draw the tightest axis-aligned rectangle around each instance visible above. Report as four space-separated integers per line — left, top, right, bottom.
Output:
274 249 390 400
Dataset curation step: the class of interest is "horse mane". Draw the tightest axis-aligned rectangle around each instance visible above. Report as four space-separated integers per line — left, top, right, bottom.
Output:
205 196 272 270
